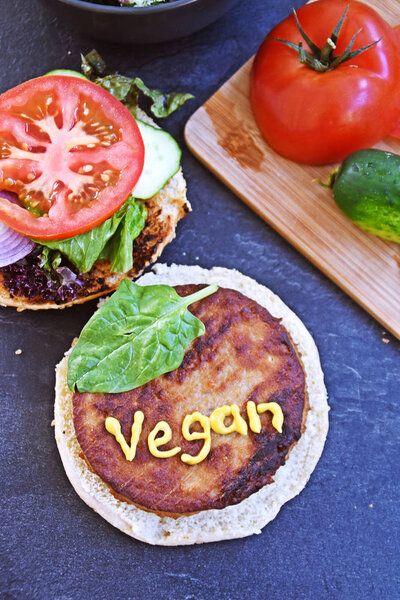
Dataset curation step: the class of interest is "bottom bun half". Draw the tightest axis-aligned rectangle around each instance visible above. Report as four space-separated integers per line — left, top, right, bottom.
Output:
54 264 329 545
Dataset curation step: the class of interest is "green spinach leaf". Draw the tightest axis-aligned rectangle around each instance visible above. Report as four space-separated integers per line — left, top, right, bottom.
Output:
81 50 193 119
68 280 218 393
35 196 146 274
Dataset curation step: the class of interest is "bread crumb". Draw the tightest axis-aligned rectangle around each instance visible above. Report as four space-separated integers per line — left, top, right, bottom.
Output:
382 338 390 344
368 503 373 508
51 420 55 427
15 349 22 355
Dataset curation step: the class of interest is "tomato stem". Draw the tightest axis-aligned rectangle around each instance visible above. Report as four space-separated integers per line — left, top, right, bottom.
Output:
271 5 381 72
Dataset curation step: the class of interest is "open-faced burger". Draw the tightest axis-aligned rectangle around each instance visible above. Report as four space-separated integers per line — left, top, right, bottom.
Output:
55 264 329 545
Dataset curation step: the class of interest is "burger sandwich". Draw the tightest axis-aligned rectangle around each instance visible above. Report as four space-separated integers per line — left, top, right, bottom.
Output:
0 51 191 309
55 264 329 545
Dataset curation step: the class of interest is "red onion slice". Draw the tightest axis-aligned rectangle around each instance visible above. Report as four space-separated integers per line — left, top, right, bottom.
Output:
0 190 20 204
0 221 35 267
0 190 35 267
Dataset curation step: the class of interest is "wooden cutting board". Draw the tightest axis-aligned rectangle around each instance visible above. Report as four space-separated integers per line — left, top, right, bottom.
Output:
185 0 400 340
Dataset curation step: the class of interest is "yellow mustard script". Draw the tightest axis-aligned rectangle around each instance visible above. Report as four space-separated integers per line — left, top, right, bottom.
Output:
105 401 284 465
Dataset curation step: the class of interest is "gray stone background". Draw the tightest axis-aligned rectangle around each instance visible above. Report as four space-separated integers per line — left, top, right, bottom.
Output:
0 1 399 598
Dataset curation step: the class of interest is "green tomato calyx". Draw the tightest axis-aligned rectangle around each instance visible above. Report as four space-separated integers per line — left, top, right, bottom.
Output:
270 5 381 73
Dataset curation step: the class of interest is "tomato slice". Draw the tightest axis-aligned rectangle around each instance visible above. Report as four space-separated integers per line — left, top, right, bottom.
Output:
0 76 144 240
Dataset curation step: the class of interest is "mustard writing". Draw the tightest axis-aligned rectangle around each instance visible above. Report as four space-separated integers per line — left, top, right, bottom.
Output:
105 411 144 461
181 411 211 465
105 401 284 465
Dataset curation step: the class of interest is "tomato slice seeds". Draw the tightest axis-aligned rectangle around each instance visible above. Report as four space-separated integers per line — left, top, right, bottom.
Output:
0 76 144 240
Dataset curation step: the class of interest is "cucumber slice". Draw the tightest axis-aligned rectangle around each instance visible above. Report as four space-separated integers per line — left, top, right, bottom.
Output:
133 119 181 200
44 69 87 80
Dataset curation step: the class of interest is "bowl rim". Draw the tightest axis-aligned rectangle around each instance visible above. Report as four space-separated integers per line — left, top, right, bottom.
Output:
55 0 200 14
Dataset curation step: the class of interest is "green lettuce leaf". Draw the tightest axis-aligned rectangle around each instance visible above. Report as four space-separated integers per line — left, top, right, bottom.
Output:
100 199 147 272
35 197 146 274
40 247 62 271
81 50 193 119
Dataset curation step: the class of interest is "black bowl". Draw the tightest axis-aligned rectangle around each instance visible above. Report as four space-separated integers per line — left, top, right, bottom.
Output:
47 0 241 44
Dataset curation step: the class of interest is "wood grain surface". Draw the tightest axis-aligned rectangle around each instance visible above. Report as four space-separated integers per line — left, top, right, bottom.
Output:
185 0 400 340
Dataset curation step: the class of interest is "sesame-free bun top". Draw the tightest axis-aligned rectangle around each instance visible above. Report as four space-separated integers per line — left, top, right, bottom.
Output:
54 264 329 545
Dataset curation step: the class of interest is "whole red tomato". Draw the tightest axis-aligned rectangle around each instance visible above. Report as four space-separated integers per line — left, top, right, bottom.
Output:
250 0 400 164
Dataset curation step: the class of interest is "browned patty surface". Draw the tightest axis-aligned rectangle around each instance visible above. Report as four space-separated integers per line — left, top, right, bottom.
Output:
73 285 308 515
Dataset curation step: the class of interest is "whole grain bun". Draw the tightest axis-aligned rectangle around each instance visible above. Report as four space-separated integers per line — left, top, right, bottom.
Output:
0 110 189 310
54 264 329 545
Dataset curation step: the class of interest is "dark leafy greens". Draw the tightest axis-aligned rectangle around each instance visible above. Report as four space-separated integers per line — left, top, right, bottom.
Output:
0 248 84 304
36 196 146 274
81 50 193 119
68 280 218 393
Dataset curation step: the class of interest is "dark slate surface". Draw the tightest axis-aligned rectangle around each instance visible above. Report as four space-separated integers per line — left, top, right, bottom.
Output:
0 1 399 599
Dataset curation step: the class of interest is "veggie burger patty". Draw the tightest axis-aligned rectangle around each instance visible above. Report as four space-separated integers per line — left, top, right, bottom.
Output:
72 285 308 515
0 165 189 309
